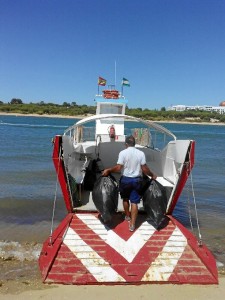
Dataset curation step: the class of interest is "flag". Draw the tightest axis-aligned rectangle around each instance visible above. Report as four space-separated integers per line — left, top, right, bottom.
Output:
122 78 130 87
98 76 107 86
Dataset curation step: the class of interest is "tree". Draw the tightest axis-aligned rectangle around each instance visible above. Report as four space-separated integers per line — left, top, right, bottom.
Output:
10 98 23 104
161 107 166 111
38 101 45 105
63 102 70 107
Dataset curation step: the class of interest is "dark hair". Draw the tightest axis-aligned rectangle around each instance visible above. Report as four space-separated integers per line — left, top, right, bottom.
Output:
125 135 135 146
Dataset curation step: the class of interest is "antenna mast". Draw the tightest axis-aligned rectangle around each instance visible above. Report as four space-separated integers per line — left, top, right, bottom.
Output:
114 60 117 88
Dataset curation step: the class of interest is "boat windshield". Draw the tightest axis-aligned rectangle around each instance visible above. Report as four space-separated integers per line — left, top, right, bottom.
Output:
69 121 174 151
99 103 123 114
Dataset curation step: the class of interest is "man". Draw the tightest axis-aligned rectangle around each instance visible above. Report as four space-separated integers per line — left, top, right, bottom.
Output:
102 135 157 231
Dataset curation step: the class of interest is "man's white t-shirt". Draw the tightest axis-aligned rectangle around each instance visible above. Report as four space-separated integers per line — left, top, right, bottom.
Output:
117 147 146 178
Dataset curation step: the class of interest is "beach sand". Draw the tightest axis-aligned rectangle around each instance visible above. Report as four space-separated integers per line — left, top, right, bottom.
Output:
0 259 225 300
1 112 225 126
0 112 88 120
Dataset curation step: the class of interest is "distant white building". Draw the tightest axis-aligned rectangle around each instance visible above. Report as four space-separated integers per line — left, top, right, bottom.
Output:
167 105 225 114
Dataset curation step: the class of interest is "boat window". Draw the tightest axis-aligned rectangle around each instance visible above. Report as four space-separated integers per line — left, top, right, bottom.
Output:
124 121 174 150
131 128 152 147
99 104 123 114
73 124 96 142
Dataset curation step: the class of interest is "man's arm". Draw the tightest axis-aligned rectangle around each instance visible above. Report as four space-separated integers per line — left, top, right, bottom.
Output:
102 164 123 177
141 164 157 180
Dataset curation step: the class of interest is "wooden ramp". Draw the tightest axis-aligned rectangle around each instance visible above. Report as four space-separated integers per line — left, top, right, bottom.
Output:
39 212 218 285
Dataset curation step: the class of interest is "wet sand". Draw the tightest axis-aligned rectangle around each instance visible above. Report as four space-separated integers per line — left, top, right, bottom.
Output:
0 259 225 299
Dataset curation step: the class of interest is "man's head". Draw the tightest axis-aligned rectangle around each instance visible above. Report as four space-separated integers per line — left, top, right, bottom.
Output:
125 135 135 147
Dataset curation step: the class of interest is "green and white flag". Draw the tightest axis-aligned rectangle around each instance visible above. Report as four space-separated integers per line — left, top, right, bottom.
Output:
122 78 130 87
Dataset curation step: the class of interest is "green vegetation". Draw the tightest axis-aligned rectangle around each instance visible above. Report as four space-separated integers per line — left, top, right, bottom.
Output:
0 99 96 117
0 99 225 123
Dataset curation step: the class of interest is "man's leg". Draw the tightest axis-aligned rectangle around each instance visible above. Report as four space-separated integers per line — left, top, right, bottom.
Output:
130 203 138 228
123 199 130 218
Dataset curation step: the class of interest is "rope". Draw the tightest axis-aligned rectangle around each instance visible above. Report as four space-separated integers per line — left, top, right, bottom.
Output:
189 169 203 246
49 145 62 245
186 176 194 232
186 150 203 246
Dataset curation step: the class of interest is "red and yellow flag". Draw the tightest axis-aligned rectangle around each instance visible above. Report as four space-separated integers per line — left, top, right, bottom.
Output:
98 76 107 86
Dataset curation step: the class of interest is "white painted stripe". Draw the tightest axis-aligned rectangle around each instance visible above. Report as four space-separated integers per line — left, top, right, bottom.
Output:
141 227 187 281
64 235 82 240
63 227 125 282
77 214 156 263
67 245 94 252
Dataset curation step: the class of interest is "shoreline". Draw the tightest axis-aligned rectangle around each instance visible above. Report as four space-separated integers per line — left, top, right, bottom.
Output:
1 112 225 126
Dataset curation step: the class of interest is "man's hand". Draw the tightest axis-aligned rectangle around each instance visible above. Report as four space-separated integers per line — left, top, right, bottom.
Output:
102 169 110 177
141 164 157 180
102 164 122 176
152 174 157 180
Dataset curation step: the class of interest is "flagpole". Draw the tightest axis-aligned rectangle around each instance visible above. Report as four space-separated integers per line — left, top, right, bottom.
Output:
115 60 116 88
98 77 99 95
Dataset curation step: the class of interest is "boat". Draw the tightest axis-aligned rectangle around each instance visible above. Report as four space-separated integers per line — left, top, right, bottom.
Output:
39 84 218 285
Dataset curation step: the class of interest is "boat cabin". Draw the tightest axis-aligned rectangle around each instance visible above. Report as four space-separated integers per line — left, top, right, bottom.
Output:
95 88 127 142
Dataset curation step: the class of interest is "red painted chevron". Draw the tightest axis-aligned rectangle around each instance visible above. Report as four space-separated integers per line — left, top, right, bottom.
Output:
40 213 218 284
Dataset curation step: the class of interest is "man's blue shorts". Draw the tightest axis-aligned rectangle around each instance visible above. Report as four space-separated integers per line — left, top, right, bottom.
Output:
119 176 143 204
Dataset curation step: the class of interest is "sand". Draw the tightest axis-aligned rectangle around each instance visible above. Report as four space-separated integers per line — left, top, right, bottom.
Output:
1 112 225 126
0 112 88 119
1 280 225 300
1 277 225 300
0 259 225 299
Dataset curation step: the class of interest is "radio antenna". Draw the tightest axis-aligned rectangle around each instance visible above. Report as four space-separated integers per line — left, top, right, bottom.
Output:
114 60 117 88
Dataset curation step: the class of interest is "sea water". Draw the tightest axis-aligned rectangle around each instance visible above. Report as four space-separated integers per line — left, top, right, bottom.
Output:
0 115 224 269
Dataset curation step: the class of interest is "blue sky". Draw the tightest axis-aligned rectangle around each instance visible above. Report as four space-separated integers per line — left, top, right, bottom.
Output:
1 0 225 109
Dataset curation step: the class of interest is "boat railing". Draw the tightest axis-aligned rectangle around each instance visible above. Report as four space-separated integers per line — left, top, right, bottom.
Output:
65 126 174 152
63 114 176 150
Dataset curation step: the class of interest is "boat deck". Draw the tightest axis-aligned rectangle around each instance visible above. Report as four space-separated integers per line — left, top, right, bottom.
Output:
39 212 218 285
75 176 173 212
